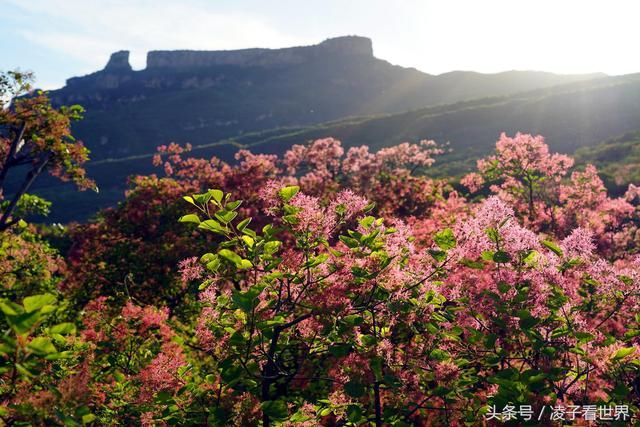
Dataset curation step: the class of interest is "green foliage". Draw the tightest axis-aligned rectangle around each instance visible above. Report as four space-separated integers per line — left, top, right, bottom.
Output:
575 130 640 193
433 228 456 251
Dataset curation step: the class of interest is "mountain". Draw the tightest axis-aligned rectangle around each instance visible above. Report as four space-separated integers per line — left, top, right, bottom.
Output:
29 71 640 224
217 73 640 177
22 36 623 222
48 36 602 160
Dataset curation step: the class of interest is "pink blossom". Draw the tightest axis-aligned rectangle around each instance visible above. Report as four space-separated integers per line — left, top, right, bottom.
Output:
329 189 369 220
290 193 336 237
624 183 640 201
137 342 186 403
178 256 204 285
460 172 484 193
560 227 595 259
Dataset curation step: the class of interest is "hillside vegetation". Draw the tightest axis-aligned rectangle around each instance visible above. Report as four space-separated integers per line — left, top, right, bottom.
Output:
29 72 640 222
576 131 640 195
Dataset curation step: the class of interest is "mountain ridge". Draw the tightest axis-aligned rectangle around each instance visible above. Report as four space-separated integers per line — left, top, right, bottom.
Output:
19 36 627 222
48 35 605 160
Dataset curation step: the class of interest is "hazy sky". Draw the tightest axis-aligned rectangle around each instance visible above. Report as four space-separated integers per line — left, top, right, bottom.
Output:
2 0 639 89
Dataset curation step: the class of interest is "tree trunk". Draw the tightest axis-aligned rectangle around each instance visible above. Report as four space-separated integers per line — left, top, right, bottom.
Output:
0 122 26 193
374 382 382 427
0 155 49 231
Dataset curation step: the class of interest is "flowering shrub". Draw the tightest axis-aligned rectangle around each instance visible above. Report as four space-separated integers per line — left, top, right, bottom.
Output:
0 71 94 232
66 137 447 310
170 185 640 424
2 131 639 425
462 132 639 258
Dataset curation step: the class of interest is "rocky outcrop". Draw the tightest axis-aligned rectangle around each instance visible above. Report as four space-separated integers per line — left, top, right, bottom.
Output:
60 36 373 93
146 36 373 69
104 50 132 71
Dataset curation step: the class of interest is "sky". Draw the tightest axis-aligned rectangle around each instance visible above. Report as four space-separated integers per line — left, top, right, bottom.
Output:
2 0 639 89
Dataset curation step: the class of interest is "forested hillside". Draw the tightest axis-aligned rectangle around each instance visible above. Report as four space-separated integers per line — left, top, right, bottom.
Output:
576 130 640 195
31 72 640 222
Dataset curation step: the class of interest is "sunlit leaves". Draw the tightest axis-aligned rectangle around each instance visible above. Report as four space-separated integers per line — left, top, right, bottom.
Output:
433 228 456 251
178 214 200 224
541 239 563 257
278 185 299 203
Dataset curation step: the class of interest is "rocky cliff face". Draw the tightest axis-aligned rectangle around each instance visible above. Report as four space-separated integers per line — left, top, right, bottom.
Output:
104 50 133 71
146 36 373 69
56 36 375 100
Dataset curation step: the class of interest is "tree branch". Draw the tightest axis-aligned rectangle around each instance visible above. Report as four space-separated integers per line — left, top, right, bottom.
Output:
0 153 49 232
0 122 26 192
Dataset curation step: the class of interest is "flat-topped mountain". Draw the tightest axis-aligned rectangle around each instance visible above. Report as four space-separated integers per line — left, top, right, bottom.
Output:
26 36 618 222
47 36 603 161
146 36 373 69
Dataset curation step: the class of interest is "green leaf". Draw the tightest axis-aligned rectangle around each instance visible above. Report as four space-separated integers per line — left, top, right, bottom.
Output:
27 337 57 355
328 344 351 357
306 253 328 268
43 350 74 361
429 249 447 262
370 357 383 381
434 228 456 251
493 251 511 263
237 217 252 231
481 251 495 261
484 334 498 349
517 310 539 330
429 348 450 361
232 285 264 312
497 282 510 294
23 294 56 313
486 227 500 243
241 235 255 248
15 363 35 378
229 330 246 346
0 299 22 316
346 405 364 423
215 210 237 224
178 214 200 224
523 250 539 265
8 311 41 335
182 195 196 206
612 347 636 361
343 315 364 326
218 249 252 269
261 400 289 421
218 248 242 265
264 240 281 255
209 189 224 204
541 239 563 257
238 259 253 269
279 186 299 203
206 257 221 273
339 235 359 248
50 323 76 335
226 200 242 211
460 258 484 269
220 364 243 385
198 219 226 234
360 335 377 347
359 216 375 229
